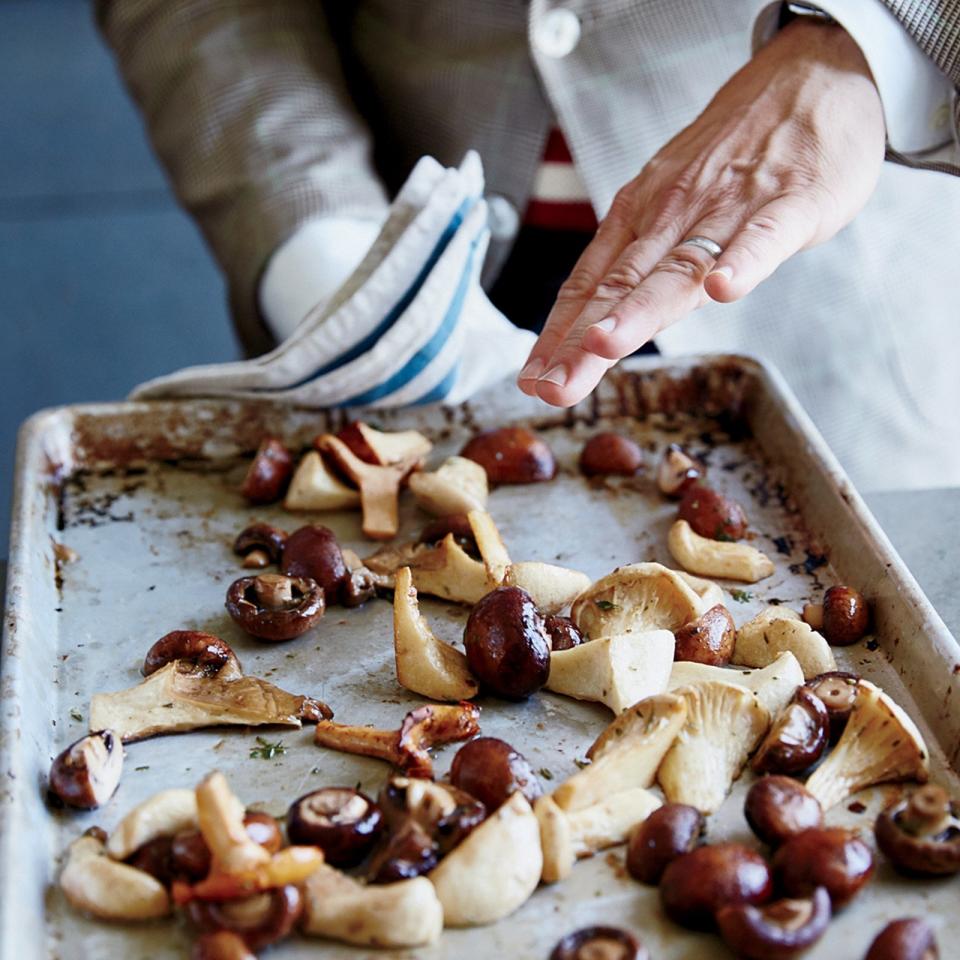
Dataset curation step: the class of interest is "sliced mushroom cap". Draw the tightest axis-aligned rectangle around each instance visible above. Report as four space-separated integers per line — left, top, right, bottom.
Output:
408 455 488 516
49 730 124 810
186 885 303 951
571 562 709 639
552 693 687 811
875 784 960 877
502 561 592 616
60 830 171 921
733 607 836 679
302 864 443 947
428 791 542 926
143 631 242 680
658 681 770 814
393 566 478 701
668 650 805 719
107 788 199 861
550 926 647 960
865 918 940 960
284 450 361 511
804 679 929 810
241 437 293 506
668 519 774 583
545 629 675 715
751 687 830 776
232 523 288 566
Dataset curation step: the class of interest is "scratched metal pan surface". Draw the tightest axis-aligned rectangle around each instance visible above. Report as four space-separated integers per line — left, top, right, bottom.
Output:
2 354 958 960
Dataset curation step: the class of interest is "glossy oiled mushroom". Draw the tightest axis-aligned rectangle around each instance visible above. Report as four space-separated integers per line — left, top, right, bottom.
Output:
186 885 303 951
241 437 293 505
49 730 124 810
716 887 831 960
143 631 242 680
287 788 384 868
225 573 325 641
875 784 960 876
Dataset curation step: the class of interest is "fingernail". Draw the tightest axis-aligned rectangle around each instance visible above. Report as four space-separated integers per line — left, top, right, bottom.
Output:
539 363 568 387
518 358 544 381
708 265 733 281
590 317 618 334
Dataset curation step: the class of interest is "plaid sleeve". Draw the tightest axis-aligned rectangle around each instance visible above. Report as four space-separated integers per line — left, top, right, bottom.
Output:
96 0 390 355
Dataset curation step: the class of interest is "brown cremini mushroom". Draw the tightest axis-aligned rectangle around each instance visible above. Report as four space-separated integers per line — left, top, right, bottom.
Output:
678 485 748 540
241 437 293 505
716 886 831 960
280 524 348 602
459 426 556 484
626 803 704 885
225 573 324 641
804 670 860 741
170 813 282 882
233 522 288 569
579 433 643 477
449 737 542 811
751 687 829 776
49 729 124 810
744 776 823 848
543 615 583 651
874 784 960 877
287 788 384 868
192 931 257 960
864 918 940 960
821 585 870 646
186 884 303 951
143 631 241 679
673 604 736 665
772 827 874 907
313 702 481 779
550 926 648 960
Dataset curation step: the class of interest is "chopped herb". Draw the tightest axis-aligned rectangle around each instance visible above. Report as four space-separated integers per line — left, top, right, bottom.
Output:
730 589 753 603
310 767 322 775
69 709 82 722
594 599 619 612
161 702 174 709
538 767 554 781
250 737 286 760
714 528 735 542
135 765 150 772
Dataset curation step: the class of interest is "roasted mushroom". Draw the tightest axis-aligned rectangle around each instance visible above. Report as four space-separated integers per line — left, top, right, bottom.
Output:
543 615 583 650
804 670 860 741
366 818 438 883
283 450 360 512
192 931 257 960
335 421 432 467
626 803 705 885
579 433 643 477
449 737 542 811
550 926 648 960
287 788 384 868
407 455 488 516
280 524 348 602
186 885 303 951
233 522 288 568
459 426 556 484
313 702 480 779
772 827 874 907
657 443 704 498
107 788 199 861
864 918 940 960
241 437 293 505
143 631 242 680
744 776 823 847
660 843 773 930
874 784 960 876
677 485 748 540
820 585 870 646
49 729 124 810
463 586 551 700
733 606 836 679
225 573 325 641
673 604 736 666
668 519 774 583
501 561 592 616
804 680 929 810
716 886 831 960
751 687 830 776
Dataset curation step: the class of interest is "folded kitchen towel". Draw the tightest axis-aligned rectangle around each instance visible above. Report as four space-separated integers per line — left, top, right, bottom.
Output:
131 152 536 407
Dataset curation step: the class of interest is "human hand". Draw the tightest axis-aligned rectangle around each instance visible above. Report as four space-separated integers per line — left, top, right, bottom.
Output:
517 18 886 406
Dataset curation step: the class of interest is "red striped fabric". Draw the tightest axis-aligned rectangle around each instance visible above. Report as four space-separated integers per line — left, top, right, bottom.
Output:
524 128 598 231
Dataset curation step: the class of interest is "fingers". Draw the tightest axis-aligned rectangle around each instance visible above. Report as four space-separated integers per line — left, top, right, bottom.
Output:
703 194 820 303
516 201 635 396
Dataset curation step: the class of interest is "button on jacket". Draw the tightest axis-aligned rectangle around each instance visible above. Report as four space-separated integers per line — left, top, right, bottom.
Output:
97 0 960 490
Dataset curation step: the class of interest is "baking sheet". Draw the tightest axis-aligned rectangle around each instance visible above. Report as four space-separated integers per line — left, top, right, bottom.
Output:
2 355 959 959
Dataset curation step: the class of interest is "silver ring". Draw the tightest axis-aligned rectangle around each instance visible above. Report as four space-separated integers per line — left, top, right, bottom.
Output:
679 235 723 259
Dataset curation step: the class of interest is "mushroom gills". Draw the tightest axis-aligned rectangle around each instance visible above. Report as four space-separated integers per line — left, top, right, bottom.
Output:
89 661 329 742
658 681 770 814
502 561 592 616
804 679 929 810
393 566 478 701
552 693 687 811
407 455 488 516
284 451 360 511
545 629 675 714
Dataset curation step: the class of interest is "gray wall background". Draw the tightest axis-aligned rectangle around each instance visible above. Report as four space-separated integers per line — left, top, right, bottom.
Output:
1 0 237 545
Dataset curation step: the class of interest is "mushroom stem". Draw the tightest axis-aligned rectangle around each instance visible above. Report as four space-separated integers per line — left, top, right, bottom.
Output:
196 772 271 876
900 785 955 838
254 574 295 608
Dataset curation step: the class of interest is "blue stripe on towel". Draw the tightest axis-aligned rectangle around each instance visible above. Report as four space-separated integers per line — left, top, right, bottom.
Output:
281 198 474 391
338 229 482 407
413 360 460 405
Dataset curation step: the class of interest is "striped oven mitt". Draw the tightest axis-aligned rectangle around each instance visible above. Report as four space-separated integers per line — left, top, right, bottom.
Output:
130 152 535 407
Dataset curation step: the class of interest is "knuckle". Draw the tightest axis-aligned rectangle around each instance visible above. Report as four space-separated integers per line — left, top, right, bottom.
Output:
595 262 645 301
657 252 705 282
556 269 596 303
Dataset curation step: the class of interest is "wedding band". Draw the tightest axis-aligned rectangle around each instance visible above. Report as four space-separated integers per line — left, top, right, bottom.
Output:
679 235 724 259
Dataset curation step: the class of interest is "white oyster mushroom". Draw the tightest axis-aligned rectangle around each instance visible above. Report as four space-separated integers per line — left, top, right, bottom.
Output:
60 831 170 921
107 788 198 860
668 650 804 718
553 693 687 811
284 450 360 511
675 570 725 612
668 519 775 583
546 629 675 715
805 679 929 810
428 792 542 927
658 681 770 814
411 533 495 605
502 561 592 615
392 565 478 701
467 509 512 585
571 562 712 639
733 607 836 679
303 864 443 947
536 788 661 883
408 455 488 516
